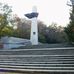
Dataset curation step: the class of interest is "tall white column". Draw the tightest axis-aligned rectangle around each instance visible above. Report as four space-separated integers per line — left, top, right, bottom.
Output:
30 6 38 45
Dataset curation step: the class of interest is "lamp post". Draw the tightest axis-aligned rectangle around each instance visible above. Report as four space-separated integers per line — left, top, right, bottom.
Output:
25 6 39 45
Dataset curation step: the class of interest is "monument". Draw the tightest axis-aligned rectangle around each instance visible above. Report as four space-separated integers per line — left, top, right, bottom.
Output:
25 6 39 45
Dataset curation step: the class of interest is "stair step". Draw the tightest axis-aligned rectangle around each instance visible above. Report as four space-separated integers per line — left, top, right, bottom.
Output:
0 65 74 70
0 63 74 67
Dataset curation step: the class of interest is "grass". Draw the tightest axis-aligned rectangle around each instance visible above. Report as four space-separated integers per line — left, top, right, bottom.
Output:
0 72 20 74
0 72 74 74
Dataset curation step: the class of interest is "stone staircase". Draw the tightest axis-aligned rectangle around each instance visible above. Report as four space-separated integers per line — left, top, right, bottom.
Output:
0 47 74 72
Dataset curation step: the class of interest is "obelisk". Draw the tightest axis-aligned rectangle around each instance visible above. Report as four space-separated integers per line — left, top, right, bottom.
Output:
25 6 39 45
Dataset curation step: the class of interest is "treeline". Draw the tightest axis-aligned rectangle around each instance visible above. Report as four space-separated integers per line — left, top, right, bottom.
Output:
0 3 73 44
3 15 68 44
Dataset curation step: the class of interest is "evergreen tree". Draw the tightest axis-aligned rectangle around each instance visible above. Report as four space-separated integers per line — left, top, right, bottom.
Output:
65 5 74 42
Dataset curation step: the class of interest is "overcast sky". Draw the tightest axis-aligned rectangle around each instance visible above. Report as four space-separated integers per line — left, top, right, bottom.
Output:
0 0 71 26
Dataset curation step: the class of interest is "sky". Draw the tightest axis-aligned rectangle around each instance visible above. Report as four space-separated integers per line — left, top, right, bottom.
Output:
0 0 71 27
